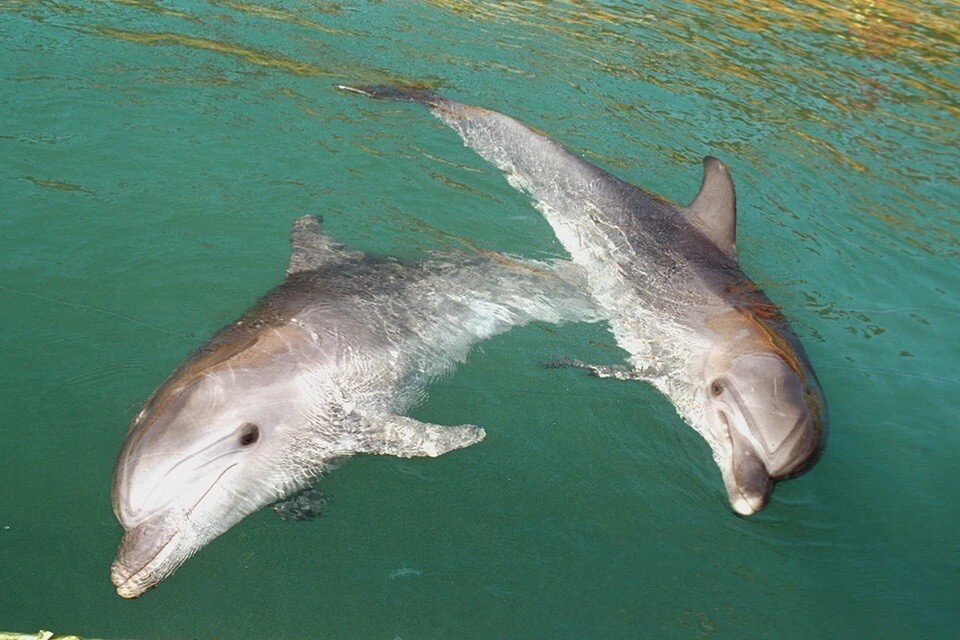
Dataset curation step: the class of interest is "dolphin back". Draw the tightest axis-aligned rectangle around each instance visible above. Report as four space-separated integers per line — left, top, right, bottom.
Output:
338 85 677 232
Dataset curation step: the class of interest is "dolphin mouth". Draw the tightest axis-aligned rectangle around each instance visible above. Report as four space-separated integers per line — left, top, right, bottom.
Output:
111 463 237 598
111 507 187 598
719 411 773 516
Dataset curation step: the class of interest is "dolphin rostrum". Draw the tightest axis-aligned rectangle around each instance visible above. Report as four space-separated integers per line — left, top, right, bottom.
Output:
341 85 827 516
111 215 599 598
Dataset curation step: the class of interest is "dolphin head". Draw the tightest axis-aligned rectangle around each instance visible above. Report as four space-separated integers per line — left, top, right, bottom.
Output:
702 308 827 516
111 325 323 598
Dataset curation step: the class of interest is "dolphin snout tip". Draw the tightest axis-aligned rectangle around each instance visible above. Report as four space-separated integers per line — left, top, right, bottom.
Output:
110 511 183 599
730 492 767 517
727 473 773 517
116 583 146 599
111 560 148 599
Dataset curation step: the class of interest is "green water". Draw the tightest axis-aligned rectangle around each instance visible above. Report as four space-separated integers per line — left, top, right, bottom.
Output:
1 1 957 638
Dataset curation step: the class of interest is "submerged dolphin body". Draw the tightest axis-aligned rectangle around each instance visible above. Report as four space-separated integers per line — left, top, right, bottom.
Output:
342 85 827 516
111 215 598 597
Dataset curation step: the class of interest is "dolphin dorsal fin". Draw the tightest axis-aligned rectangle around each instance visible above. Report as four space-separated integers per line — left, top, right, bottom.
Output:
682 157 737 259
287 215 362 274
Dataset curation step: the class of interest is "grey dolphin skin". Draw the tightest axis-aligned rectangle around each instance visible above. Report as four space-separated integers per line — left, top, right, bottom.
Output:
340 84 827 516
111 215 599 598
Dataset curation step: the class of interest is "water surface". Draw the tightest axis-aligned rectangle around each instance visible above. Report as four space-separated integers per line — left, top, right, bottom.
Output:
1 1 958 638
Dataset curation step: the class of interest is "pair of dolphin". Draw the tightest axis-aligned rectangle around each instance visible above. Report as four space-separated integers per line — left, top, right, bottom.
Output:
111 88 827 597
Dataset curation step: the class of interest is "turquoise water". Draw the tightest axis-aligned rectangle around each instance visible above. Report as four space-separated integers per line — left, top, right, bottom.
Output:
1 1 958 638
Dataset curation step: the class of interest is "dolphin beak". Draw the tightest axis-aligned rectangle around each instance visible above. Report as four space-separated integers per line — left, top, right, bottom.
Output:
111 510 184 598
724 420 773 516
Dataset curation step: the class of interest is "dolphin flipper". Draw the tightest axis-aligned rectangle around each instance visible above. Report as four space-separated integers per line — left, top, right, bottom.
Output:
360 414 485 458
288 215 363 275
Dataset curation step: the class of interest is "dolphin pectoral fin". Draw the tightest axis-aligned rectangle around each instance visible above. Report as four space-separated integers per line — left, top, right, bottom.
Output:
543 357 649 382
287 215 363 275
681 157 737 259
360 414 485 458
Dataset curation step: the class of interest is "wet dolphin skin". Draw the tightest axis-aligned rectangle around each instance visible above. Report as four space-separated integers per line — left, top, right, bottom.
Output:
343 85 827 516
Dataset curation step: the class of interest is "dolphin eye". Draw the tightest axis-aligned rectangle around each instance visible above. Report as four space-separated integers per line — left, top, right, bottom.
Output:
710 379 725 397
238 423 260 447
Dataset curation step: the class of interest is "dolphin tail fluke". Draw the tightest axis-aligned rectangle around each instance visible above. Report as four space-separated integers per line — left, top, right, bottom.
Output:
336 83 441 107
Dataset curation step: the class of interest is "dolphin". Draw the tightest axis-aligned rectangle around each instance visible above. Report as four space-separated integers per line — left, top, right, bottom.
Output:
111 215 599 598
341 85 827 516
